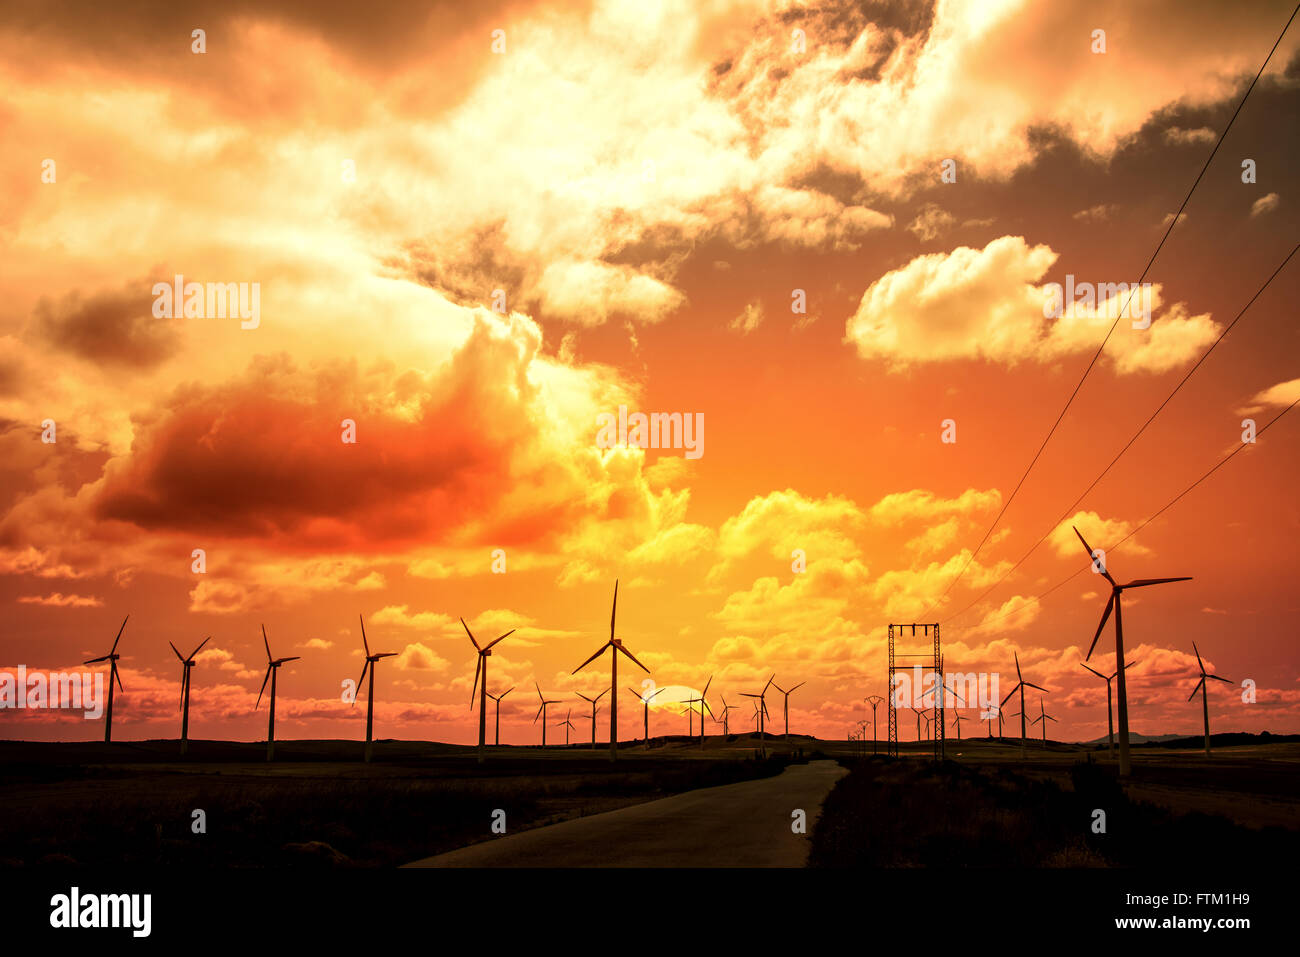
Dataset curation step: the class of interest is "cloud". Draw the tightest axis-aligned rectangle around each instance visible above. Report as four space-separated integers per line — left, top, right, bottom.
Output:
393 642 450 673
905 203 955 241
17 592 103 607
1162 126 1216 146
1072 203 1117 223
845 236 1221 373
730 300 764 335
1048 511 1150 559
1237 376 1300 414
1250 192 1280 217
29 280 182 370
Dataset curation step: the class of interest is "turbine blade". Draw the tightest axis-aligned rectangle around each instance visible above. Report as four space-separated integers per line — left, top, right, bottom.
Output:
255 665 272 709
595 687 608 702
279 657 301 663
610 580 618 641
461 617 480 651
85 655 109 664
1187 677 1205 701
1014 652 1022 681
1080 662 1105 680
573 643 609 674
702 675 712 697
1124 577 1193 588
791 681 805 692
110 615 129 654
484 629 516 651
502 687 513 698
1024 682 1049 693
114 663 123 693
1192 641 1204 672
616 644 650 673
354 660 370 707
1208 674 1232 684
359 614 370 657
1086 594 1115 660
471 656 482 707
170 641 184 662
1000 683 1022 707
190 635 212 660
1073 526 1116 584
262 624 272 662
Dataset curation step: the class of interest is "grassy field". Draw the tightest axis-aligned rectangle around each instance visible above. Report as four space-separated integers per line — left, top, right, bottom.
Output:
0 737 792 867
810 737 1300 867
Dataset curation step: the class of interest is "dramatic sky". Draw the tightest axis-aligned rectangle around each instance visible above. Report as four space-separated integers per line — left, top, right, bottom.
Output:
3 0 1298 745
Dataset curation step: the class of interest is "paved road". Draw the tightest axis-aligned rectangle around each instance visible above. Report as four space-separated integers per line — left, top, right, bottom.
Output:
405 759 847 867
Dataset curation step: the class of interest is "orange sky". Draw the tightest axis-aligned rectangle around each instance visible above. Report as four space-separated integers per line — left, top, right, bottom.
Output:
2 0 1299 746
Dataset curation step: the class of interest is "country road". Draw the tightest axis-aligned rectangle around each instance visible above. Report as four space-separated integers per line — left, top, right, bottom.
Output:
405 759 847 867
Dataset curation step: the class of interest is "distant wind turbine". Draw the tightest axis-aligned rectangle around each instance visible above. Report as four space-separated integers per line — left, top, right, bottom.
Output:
533 682 561 747
255 626 300 762
1080 659 1136 756
1188 642 1231 757
356 615 397 763
1030 695 1057 746
577 688 608 748
628 685 666 744
738 675 774 754
772 680 804 740
1000 651 1047 758
909 706 924 742
486 686 514 745
718 695 737 736
572 580 651 760
556 708 576 746
684 675 714 747
1074 524 1191 777
168 635 210 757
464 617 516 763
84 616 128 743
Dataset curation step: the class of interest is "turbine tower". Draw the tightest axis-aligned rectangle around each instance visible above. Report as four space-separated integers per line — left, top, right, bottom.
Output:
1080 659 1135 756
1074 525 1191 777
464 618 517 763
168 635 210 757
1188 642 1231 756
909 705 924 742
577 688 608 748
84 616 128 743
572 580 651 761
256 626 300 762
355 615 397 763
627 685 666 745
718 695 737 736
999 651 1047 758
533 682 561 746
486 686 514 745
1030 695 1057 746
772 680 804 740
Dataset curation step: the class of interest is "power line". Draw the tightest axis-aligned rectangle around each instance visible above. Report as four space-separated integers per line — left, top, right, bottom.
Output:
917 3 1299 620
940 242 1298 626
964 395 1299 634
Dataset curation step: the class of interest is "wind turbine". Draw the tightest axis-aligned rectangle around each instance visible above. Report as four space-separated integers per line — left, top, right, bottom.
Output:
738 675 774 754
1188 642 1231 757
464 617 517 763
718 695 737 736
1074 525 1191 776
168 635 210 757
486 686 514 745
533 682 561 747
84 616 128 743
864 695 884 754
1030 696 1057 746
577 688 608 748
355 615 397 763
684 675 714 747
999 652 1048 758
572 580 651 760
256 626 300 762
556 708 576 746
909 705 924 742
921 712 932 741
772 679 804 740
950 709 964 741
1080 659 1136 756
627 685 666 744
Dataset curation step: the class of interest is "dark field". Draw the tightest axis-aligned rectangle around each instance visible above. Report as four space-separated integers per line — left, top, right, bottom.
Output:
811 737 1300 867
0 737 792 867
